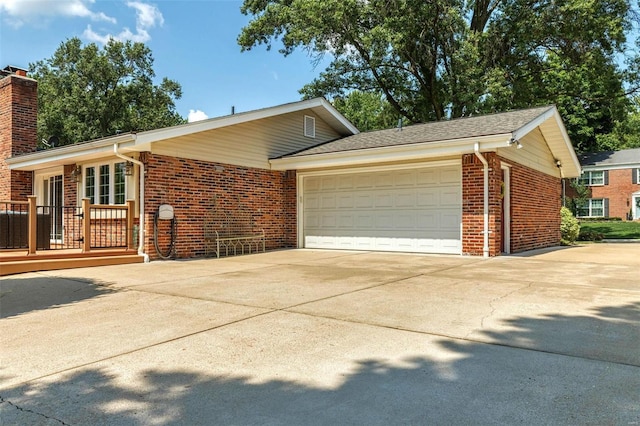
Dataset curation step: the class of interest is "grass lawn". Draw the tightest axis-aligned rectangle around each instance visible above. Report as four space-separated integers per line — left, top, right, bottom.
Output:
579 221 640 239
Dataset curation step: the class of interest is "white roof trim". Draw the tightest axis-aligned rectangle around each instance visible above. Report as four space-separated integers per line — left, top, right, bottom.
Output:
511 106 580 177
7 98 358 171
549 109 581 174
135 97 358 146
511 106 556 141
272 107 581 178
270 134 511 170
7 134 135 170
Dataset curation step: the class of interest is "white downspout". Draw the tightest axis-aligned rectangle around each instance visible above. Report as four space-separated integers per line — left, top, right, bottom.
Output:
114 142 149 262
474 143 490 258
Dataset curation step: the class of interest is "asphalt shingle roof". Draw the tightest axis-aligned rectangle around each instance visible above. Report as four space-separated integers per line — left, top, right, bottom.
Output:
579 148 640 167
286 105 555 157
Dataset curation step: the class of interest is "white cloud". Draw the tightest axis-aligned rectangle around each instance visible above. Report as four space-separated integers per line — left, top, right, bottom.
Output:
127 1 163 29
83 1 163 44
84 24 149 44
188 110 209 123
0 0 116 28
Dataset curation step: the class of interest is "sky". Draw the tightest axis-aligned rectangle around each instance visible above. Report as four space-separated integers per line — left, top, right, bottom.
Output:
0 0 331 121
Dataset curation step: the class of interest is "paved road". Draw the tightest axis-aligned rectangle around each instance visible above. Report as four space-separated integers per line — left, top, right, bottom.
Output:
1 244 639 425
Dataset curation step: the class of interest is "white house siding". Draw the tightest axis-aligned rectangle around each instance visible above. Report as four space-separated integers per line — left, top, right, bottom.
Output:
150 111 340 170
497 128 561 178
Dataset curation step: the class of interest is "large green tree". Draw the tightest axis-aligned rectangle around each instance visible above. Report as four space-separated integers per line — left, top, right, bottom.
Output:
238 0 640 152
333 91 400 131
31 37 185 146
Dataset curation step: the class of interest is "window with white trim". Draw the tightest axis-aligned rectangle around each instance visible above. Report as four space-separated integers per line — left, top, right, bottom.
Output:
84 161 127 205
578 170 605 186
576 198 606 218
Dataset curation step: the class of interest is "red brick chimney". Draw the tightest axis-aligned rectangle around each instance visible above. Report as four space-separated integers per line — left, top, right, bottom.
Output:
0 66 37 201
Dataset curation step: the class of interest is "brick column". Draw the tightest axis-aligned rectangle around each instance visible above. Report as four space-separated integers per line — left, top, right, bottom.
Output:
462 153 502 256
0 73 37 201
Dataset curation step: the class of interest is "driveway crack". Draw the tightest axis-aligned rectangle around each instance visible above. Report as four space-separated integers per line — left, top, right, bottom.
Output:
0 395 70 425
468 282 534 338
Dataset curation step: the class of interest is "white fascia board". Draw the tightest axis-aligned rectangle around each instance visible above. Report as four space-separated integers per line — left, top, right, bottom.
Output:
315 97 360 135
135 97 358 145
270 134 509 170
549 112 581 175
7 134 135 171
512 106 581 177
511 106 557 141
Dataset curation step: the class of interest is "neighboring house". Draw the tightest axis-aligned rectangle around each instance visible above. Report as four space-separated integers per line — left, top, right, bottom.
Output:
2 67 581 259
576 148 640 220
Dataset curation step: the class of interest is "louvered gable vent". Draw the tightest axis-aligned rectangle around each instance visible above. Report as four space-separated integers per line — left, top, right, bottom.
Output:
304 115 316 138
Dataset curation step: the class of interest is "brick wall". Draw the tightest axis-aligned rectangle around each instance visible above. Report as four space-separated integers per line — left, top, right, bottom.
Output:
0 74 37 201
143 153 296 260
283 170 297 247
508 158 562 252
462 153 561 256
589 169 640 220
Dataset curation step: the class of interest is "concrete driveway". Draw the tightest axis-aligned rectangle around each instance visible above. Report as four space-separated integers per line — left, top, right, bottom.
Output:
1 244 638 425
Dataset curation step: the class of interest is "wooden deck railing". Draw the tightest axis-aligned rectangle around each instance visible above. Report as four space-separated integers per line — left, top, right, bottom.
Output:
1 196 135 254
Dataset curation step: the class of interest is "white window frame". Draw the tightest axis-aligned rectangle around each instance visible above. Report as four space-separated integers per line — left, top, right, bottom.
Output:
636 168 640 183
83 160 127 205
577 198 605 218
578 170 605 186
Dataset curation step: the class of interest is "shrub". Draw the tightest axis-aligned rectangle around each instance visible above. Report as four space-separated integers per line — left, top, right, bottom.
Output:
560 206 580 245
579 217 622 222
578 229 604 241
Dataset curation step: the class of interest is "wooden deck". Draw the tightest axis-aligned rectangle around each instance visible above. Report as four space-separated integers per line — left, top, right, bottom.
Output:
0 249 145 276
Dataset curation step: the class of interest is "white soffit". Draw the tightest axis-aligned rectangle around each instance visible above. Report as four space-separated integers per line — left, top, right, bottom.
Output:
7 135 136 171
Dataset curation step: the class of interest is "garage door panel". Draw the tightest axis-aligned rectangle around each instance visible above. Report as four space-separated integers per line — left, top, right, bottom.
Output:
320 214 337 228
375 173 395 187
440 167 461 183
440 186 461 203
303 165 461 254
305 194 320 209
320 176 337 190
354 214 374 228
417 169 438 185
337 175 354 189
374 213 395 228
337 194 354 208
440 211 462 229
375 193 393 207
417 189 438 206
355 194 373 208
354 175 373 188
394 171 415 186
392 213 416 229
336 214 354 228
395 191 416 207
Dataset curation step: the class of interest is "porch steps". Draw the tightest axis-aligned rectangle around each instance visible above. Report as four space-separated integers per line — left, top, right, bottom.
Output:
0 251 145 276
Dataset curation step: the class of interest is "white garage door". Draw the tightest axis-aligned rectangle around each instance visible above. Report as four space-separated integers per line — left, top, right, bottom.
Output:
302 164 462 254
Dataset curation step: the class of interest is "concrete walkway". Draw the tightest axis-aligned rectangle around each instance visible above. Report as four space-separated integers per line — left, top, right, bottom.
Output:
1 244 638 425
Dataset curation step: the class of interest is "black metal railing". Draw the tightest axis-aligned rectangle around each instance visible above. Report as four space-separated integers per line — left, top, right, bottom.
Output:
0 200 29 249
36 205 83 250
88 204 129 249
1 198 134 253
